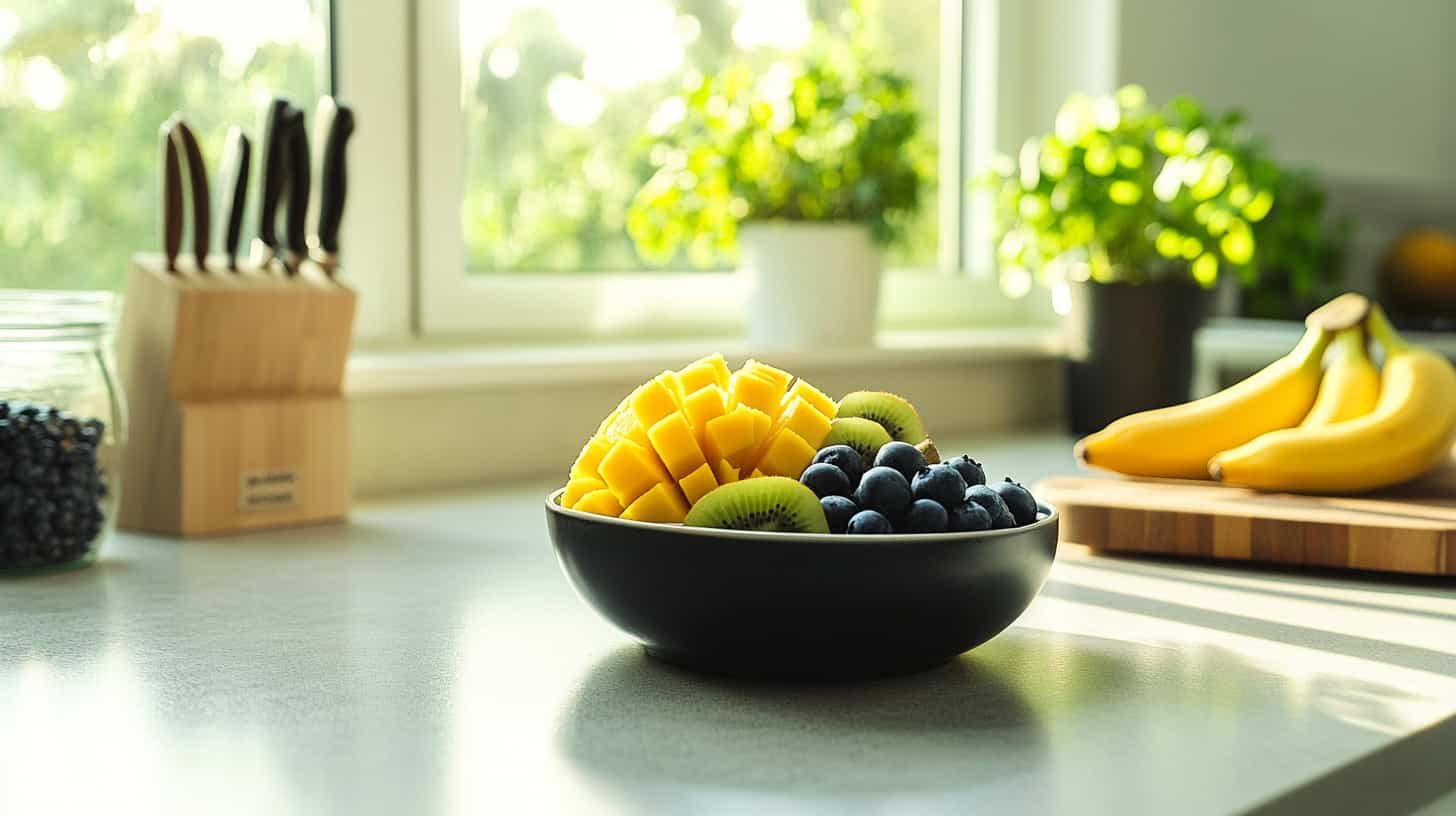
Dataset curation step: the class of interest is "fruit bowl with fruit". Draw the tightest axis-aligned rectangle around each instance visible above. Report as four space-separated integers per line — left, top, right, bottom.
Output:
545 355 1058 679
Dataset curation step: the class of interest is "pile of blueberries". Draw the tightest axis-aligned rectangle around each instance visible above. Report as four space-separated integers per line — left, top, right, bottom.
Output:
800 442 1039 535
0 400 110 570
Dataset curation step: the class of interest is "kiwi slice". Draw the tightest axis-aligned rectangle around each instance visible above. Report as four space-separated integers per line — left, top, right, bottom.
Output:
822 417 894 467
684 477 829 533
837 391 927 443
916 438 941 465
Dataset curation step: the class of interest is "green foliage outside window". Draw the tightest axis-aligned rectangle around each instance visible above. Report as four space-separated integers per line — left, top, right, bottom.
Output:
625 25 931 267
0 0 319 291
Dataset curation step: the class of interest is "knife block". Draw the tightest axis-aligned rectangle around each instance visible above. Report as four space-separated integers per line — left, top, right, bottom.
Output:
115 255 357 537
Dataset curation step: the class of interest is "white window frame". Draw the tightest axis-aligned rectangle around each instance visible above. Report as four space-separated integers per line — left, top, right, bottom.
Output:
334 0 1110 342
408 0 1030 341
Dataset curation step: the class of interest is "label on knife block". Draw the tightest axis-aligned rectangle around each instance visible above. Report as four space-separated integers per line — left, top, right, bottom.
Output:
240 469 300 511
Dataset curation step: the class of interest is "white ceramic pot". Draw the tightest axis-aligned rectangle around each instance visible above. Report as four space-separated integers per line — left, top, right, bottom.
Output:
739 222 882 350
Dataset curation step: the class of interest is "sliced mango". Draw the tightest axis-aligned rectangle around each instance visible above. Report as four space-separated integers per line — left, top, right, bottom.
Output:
575 488 624 517
605 410 653 450
570 436 613 479
776 397 834 450
743 359 792 391
681 385 727 446
677 354 731 393
563 476 607 508
631 373 681 428
747 406 773 448
754 429 818 478
703 408 760 465
728 371 787 420
749 468 769 479
621 482 690 523
713 459 740 485
678 462 719 506
647 412 708 480
599 438 674 507
785 379 837 420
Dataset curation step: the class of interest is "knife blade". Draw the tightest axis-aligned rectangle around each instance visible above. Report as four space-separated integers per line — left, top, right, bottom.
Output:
281 105 311 276
168 117 211 273
252 97 292 269
310 97 354 276
159 118 183 273
217 127 251 271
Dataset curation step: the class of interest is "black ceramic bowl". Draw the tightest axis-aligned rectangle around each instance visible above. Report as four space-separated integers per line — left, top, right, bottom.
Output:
546 490 1058 680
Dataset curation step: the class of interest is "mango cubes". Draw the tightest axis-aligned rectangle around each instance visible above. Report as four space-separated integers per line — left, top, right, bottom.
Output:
562 356 838 520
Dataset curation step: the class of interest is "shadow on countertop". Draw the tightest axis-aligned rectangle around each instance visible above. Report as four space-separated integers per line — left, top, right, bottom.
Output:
555 629 1131 798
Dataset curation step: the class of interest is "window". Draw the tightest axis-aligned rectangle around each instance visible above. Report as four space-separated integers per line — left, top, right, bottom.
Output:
4 1 999 341
0 0 327 291
417 0 974 336
457 0 943 275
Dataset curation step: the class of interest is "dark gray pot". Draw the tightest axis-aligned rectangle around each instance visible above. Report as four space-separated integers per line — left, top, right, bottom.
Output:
1063 279 1209 435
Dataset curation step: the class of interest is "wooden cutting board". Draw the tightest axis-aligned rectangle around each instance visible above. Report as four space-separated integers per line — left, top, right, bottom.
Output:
1037 451 1456 576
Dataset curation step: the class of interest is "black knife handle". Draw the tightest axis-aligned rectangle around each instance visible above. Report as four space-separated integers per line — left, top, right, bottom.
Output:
159 119 183 272
255 98 291 256
318 104 354 256
218 127 251 270
282 106 311 272
169 118 211 272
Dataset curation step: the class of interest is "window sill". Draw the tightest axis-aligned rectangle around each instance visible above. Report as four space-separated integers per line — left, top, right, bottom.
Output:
345 327 1065 396
345 327 1067 495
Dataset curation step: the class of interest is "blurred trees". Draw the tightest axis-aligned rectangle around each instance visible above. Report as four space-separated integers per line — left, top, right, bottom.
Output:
0 0 320 290
1 0 939 291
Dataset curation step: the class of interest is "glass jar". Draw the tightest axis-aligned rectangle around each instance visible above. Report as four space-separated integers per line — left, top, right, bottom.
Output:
0 291 126 574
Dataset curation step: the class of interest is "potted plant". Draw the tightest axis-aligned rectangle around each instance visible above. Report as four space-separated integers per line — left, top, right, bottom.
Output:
627 27 930 349
988 85 1334 432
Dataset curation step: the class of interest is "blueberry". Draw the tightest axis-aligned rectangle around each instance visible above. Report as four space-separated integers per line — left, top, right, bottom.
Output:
948 501 992 532
820 495 859 534
911 464 967 508
901 499 949 534
947 454 986 487
873 441 927 481
853 466 912 519
993 478 1040 526
811 445 865 487
965 484 1017 529
800 462 852 499
847 509 894 535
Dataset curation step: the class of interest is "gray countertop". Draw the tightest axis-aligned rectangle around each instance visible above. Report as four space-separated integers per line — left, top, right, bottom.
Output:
2 433 1453 815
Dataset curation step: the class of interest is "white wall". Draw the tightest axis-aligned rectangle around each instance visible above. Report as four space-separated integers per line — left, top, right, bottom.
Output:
1116 0 1456 290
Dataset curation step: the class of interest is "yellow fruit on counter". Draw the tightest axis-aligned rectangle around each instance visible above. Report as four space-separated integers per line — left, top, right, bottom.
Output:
1076 325 1332 479
563 358 838 517
1299 327 1380 428
1210 306 1456 493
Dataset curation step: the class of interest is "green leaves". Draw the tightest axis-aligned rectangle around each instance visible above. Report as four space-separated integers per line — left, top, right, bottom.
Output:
987 84 1336 297
627 24 929 264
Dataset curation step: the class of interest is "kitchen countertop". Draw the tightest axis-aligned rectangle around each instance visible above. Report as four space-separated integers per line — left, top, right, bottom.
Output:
2 433 1453 815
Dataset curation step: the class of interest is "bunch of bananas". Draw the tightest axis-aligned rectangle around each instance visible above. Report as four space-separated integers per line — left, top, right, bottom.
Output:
1076 294 1456 493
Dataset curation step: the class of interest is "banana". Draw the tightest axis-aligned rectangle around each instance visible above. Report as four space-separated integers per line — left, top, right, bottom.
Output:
1075 325 1331 479
1299 327 1380 428
1210 306 1456 493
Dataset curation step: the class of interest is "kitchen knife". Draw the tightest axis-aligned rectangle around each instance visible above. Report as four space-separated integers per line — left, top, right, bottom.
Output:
252 97 292 269
309 97 354 276
168 117 211 272
159 119 183 273
217 127 251 271
281 105 311 276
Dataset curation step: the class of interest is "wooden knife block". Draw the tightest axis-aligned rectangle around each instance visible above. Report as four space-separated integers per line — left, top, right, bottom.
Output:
115 255 357 536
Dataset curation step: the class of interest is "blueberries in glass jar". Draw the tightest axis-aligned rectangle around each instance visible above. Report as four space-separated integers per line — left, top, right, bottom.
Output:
0 400 108 570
